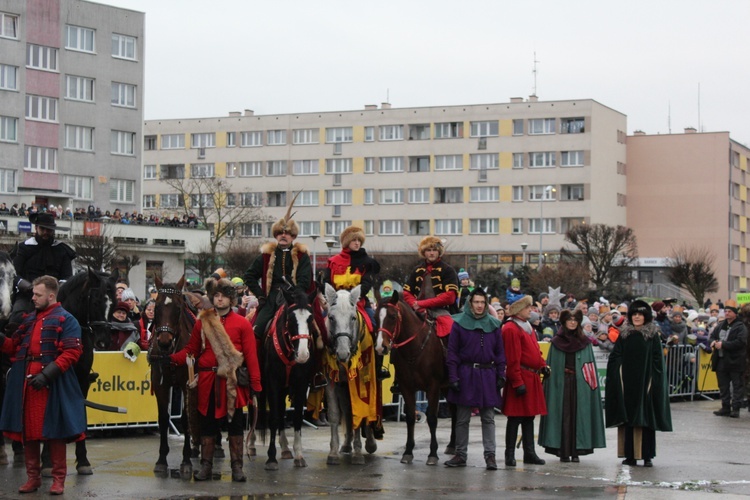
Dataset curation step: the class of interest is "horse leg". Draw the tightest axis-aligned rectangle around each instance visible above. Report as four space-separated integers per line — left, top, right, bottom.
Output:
75 440 92 475
292 384 307 467
179 402 193 480
364 422 377 455
246 429 256 458
265 388 279 471
425 385 440 465
279 404 292 459
153 395 170 476
444 402 457 456
351 412 365 465
340 387 353 455
325 382 341 465
401 389 417 464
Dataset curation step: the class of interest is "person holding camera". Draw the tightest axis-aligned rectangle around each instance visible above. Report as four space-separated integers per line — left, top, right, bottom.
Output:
445 288 506 470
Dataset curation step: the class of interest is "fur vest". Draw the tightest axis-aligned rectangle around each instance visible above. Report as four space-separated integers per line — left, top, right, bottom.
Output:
619 322 660 341
260 241 309 296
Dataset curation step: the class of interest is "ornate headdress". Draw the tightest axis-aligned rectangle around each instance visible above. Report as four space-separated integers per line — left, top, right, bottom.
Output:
271 191 301 238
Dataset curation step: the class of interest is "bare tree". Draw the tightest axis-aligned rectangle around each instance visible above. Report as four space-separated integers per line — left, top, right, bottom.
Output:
666 246 719 306
527 261 592 301
185 245 215 284
73 234 119 272
115 253 141 281
373 253 419 288
163 176 267 257
223 239 261 278
563 224 638 292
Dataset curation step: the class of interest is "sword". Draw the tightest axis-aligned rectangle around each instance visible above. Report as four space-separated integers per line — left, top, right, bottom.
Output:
84 400 127 413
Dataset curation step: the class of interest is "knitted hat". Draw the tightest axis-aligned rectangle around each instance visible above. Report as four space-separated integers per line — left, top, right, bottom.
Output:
231 277 244 286
508 295 533 317
651 301 666 313
113 301 130 314
457 268 470 281
587 306 598 316
121 289 136 302
529 311 541 324
205 276 238 306
418 236 444 258
543 304 561 316
340 225 365 248
613 315 626 327
538 292 549 301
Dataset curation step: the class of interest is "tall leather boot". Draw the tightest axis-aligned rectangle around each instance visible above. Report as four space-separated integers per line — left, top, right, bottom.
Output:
0 436 8 466
48 439 67 495
521 418 545 465
193 436 215 481
228 435 246 482
18 440 41 493
505 417 520 466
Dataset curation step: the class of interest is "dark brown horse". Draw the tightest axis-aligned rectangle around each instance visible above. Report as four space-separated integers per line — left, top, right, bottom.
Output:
149 276 199 479
375 291 456 465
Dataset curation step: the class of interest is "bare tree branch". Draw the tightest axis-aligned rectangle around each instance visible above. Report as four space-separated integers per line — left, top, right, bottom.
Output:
666 246 719 305
564 224 638 292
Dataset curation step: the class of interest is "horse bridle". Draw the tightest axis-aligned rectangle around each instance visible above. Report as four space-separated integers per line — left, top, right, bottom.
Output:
272 302 312 367
84 286 110 343
152 287 184 354
377 302 430 352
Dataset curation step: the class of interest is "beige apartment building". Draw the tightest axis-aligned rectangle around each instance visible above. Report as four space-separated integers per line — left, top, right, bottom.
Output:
142 97 628 274
628 129 750 302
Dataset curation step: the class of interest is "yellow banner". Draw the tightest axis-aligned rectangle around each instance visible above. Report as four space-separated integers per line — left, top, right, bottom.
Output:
696 348 719 392
86 352 158 427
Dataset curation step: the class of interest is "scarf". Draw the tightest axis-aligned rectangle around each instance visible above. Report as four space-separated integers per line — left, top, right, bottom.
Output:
452 306 501 333
512 317 533 334
551 329 589 353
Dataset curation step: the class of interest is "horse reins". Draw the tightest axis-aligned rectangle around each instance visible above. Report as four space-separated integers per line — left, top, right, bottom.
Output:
378 302 432 354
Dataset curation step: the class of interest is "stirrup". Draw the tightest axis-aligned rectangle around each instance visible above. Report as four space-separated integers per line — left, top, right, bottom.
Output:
312 372 328 389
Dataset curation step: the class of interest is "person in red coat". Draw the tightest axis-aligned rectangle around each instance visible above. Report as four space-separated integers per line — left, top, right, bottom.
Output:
502 295 549 467
167 277 261 482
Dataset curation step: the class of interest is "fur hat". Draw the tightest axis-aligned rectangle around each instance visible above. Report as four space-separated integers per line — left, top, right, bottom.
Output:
340 225 365 248
508 295 533 317
560 308 583 325
627 299 653 324
205 276 238 306
418 236 444 258
271 191 301 238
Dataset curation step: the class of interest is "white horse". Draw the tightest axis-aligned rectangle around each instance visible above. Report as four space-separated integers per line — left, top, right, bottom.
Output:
323 284 377 465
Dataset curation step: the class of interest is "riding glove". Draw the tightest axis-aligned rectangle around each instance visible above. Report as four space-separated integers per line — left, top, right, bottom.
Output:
515 384 527 396
540 366 551 377
496 376 506 390
16 279 33 293
449 380 460 392
29 362 62 390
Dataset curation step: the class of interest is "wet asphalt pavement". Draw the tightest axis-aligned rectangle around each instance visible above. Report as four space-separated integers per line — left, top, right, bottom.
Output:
0 399 749 499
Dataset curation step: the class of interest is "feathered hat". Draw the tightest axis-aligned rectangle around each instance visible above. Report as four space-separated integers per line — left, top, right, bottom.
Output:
204 276 238 306
340 225 365 248
418 236 444 257
271 191 301 238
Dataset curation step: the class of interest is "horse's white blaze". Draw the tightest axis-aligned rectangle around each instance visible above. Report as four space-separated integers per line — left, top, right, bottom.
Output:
103 295 112 322
375 307 387 354
292 309 311 363
0 260 14 319
164 296 172 305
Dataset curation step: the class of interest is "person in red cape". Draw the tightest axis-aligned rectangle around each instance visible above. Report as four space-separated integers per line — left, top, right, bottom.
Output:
165 277 261 482
0 276 86 495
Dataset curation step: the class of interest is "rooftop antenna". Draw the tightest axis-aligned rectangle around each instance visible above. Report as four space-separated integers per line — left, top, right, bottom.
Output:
532 51 540 96
698 82 702 132
386 88 390 104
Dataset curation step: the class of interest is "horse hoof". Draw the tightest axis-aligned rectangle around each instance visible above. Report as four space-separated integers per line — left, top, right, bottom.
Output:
352 455 365 465
294 458 307 468
246 447 256 457
41 467 52 478
444 446 456 456
400 454 413 464
426 456 439 466
264 461 279 471
327 456 340 466
365 441 377 454
153 464 168 478
77 465 93 475
340 445 352 454
179 464 192 480
281 450 293 460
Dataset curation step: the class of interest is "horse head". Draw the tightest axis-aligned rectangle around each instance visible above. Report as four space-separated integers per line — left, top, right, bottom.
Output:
324 283 361 364
152 275 187 353
0 251 14 321
59 268 116 350
278 286 314 364
376 291 402 355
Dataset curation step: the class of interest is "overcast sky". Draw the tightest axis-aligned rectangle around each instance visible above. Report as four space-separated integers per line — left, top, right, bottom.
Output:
97 0 750 146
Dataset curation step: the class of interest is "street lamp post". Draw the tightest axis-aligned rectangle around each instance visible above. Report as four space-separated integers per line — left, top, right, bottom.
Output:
521 242 528 266
325 239 336 257
310 234 319 277
539 185 556 268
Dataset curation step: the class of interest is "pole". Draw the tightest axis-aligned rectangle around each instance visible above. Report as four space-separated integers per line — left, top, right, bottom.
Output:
539 197 544 268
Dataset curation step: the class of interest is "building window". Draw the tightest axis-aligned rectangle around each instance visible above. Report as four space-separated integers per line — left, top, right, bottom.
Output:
241 223 263 237
512 218 523 234
529 151 556 168
60 175 92 200
470 219 498 234
161 134 185 149
325 189 352 205
617 193 626 207
379 125 403 141
529 185 556 201
240 131 262 147
561 117 585 134
325 158 352 174
435 219 462 235
0 12 18 39
111 130 135 155
295 191 319 206
512 186 524 202
0 169 16 193
26 44 58 71
560 150 584 167
470 153 498 170
379 157 403 173
111 82 136 108
470 121 498 137
435 155 463 171
561 217 586 233
364 157 375 173
144 165 157 180
512 119 524 135
408 188 429 204
64 125 94 152
529 118 556 135
240 192 262 207
266 160 287 176
363 220 374 236
364 189 374 205
470 186 499 202
65 75 95 102
409 124 430 140
110 179 135 203
0 116 17 142
25 146 57 171
239 161 262 177
266 192 287 207
379 189 403 204
225 131 235 147
160 164 185 179
409 156 430 172
434 187 463 203
379 220 403 235
561 184 584 201
364 126 375 142
143 135 157 151
293 159 319 175
409 220 430 236
65 25 95 53
293 128 318 144
191 133 215 149
190 193 214 208
0 64 17 91
143 194 156 208
191 163 215 178
225 193 236 207
160 194 184 208
298 221 320 237
434 122 463 139
25 95 57 122
325 220 351 237
325 127 353 143
267 129 286 145
529 218 556 234
225 162 237 177
111 34 136 60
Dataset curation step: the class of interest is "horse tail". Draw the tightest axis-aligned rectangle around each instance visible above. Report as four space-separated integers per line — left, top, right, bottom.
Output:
255 388 268 445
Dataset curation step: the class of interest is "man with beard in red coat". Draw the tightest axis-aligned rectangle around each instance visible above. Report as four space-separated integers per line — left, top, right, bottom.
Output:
502 295 549 467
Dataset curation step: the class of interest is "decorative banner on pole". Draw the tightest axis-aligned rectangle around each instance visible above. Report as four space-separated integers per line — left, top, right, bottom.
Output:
83 221 101 236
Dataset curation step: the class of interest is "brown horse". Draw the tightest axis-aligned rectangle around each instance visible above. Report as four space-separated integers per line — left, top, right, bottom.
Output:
375 291 456 465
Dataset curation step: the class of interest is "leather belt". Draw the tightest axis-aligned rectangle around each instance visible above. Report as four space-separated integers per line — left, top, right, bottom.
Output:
521 365 541 374
465 362 495 369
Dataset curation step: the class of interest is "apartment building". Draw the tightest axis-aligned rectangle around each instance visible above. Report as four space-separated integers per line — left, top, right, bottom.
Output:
142 98 628 273
627 129 750 302
0 0 144 213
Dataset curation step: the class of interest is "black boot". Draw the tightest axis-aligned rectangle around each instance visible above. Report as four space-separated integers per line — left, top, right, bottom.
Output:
521 418 545 465
714 405 731 416
505 417 519 466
